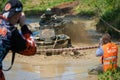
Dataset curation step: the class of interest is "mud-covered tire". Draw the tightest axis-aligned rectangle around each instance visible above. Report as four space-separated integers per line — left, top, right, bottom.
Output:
73 51 80 55
46 52 52 56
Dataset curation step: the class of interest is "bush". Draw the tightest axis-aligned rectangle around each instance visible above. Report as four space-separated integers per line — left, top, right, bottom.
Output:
0 0 8 12
98 68 120 80
96 8 120 39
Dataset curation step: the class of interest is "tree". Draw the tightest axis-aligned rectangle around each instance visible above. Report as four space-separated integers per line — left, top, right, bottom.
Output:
106 0 120 9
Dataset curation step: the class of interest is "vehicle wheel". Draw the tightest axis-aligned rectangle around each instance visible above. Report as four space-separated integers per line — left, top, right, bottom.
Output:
46 52 52 56
73 51 80 55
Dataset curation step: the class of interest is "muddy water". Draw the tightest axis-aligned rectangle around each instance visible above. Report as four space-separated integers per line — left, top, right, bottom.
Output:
3 58 98 80
3 54 120 80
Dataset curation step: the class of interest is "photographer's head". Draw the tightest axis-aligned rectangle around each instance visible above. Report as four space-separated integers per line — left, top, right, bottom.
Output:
102 33 111 45
2 0 23 25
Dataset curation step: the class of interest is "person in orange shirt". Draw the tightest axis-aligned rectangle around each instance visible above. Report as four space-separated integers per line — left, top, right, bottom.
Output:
88 33 118 74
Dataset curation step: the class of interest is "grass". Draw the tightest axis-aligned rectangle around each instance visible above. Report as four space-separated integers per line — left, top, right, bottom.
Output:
0 0 117 16
98 69 120 80
22 0 74 11
1 0 119 38
21 0 110 17
21 0 75 16
0 0 107 17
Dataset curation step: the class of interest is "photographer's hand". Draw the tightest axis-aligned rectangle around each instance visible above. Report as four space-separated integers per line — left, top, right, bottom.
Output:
19 12 26 27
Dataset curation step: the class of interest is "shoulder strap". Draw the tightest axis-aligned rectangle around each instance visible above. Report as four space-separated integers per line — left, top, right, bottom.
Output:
3 52 16 71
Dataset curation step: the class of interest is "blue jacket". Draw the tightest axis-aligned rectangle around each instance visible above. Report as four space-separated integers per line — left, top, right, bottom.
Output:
0 17 28 69
96 46 104 56
0 19 12 68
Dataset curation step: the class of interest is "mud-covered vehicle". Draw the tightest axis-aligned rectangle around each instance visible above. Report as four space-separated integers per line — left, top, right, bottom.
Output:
33 17 79 55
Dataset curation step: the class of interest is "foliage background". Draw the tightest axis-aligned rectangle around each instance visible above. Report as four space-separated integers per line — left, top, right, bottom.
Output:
0 0 120 38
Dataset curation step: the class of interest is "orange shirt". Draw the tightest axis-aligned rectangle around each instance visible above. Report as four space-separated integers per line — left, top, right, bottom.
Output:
102 43 118 71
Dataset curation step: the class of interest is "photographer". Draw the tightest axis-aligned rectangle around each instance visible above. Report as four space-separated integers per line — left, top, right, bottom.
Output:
88 33 118 74
0 0 36 79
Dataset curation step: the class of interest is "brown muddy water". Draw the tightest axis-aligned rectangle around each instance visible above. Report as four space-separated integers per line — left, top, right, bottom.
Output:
3 17 120 80
3 53 120 80
3 57 98 80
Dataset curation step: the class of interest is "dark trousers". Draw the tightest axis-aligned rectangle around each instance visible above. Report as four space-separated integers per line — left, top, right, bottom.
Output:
0 70 5 80
88 64 103 75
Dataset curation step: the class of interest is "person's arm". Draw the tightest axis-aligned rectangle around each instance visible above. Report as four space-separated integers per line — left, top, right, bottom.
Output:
19 12 26 27
19 12 32 34
17 12 36 55
96 46 103 56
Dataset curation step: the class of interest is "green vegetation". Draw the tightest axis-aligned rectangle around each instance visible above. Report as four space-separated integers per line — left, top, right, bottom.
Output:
0 0 119 16
23 0 74 11
0 0 120 38
0 0 7 12
98 69 120 80
74 0 107 17
0 0 74 14
96 0 120 39
96 8 120 39
22 0 74 16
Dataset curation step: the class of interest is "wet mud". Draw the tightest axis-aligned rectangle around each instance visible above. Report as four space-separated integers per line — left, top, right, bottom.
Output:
3 54 98 80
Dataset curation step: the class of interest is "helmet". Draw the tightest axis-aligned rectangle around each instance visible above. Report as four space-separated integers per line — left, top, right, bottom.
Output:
45 8 53 15
2 0 23 19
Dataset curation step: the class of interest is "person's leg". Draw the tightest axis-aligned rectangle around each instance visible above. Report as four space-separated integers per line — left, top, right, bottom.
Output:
0 70 5 80
95 64 103 73
88 64 103 75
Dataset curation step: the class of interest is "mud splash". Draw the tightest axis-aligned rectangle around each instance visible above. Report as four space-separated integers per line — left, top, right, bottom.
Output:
63 21 91 44
62 18 99 45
